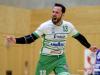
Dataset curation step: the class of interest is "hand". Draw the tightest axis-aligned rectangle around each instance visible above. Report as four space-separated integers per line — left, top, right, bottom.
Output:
89 46 97 52
4 35 16 48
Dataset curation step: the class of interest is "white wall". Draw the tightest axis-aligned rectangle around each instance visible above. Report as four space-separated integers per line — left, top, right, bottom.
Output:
0 0 100 9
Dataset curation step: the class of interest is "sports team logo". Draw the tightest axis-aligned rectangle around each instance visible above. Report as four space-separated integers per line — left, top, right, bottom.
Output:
63 25 68 32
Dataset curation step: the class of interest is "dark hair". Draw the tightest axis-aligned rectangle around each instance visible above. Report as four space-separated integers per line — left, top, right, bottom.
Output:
54 3 66 13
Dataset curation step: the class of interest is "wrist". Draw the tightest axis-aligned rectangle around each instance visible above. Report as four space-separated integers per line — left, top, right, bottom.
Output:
88 46 97 52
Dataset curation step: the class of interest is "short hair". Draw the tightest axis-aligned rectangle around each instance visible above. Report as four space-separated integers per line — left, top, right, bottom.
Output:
54 3 66 13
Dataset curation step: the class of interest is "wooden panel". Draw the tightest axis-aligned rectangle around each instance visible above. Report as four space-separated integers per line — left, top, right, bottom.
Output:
0 5 100 75
66 6 100 74
0 5 31 35
0 5 32 75
0 46 7 75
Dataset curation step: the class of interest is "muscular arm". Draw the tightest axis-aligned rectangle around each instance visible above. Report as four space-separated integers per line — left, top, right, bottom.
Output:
73 33 91 48
16 32 39 44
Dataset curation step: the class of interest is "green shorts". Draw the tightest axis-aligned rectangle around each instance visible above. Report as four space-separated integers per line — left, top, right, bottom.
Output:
35 54 69 75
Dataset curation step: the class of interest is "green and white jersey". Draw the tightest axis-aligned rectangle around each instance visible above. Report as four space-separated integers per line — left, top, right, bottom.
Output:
34 20 79 55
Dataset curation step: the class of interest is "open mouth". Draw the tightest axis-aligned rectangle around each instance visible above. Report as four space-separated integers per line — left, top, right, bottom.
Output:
53 17 57 21
52 16 58 24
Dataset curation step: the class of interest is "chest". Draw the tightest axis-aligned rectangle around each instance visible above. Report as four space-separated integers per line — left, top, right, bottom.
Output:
43 25 70 40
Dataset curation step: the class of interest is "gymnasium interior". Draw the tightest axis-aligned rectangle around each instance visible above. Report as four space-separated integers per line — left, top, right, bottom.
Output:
0 0 100 75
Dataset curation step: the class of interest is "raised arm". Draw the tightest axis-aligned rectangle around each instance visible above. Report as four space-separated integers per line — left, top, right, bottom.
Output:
5 32 39 48
16 32 39 44
73 33 97 52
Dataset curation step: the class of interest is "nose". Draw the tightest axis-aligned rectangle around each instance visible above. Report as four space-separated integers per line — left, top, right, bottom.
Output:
52 12 56 16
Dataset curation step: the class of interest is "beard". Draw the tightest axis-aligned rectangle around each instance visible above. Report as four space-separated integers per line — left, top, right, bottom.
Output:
52 16 62 25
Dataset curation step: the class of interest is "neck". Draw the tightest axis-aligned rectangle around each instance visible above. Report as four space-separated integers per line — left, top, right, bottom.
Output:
54 20 63 26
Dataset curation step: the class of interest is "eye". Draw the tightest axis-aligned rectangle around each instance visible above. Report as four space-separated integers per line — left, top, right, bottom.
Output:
52 11 54 13
52 11 59 14
56 12 59 14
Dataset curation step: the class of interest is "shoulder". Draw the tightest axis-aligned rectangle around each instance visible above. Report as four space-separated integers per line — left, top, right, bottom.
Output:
41 20 52 26
62 20 76 30
63 20 74 27
38 20 52 28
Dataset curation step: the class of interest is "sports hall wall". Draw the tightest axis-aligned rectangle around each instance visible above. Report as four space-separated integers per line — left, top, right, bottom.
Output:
0 5 100 75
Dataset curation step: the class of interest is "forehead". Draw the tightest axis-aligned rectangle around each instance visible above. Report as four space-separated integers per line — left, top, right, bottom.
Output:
52 6 62 12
